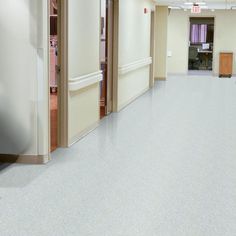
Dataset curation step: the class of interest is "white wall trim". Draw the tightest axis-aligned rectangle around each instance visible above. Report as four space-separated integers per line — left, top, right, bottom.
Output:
119 57 152 75
69 71 103 91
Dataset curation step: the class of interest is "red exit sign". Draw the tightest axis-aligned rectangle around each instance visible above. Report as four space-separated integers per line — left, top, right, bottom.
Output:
191 5 201 14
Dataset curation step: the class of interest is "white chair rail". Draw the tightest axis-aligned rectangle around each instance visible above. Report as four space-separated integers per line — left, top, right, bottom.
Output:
69 71 103 91
119 57 152 75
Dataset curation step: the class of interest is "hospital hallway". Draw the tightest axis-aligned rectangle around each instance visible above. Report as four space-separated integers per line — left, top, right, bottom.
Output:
1 76 236 236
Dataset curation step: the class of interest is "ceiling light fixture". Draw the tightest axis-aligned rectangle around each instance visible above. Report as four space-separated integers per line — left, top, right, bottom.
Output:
168 6 182 9
195 2 206 5
200 6 208 9
184 2 193 5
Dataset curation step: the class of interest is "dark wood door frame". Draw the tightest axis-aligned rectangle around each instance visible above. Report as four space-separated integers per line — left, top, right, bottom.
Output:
49 0 68 154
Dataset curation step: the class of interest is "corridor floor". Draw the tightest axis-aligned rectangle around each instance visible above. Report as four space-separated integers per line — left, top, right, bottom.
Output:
1 76 236 236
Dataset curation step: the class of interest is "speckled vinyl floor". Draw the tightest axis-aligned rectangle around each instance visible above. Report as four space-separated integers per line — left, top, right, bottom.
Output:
1 76 236 236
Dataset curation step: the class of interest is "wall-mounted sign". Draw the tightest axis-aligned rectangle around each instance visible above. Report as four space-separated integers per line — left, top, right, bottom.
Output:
191 5 201 14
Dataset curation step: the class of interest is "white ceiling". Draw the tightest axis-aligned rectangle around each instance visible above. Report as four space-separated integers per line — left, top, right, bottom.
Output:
155 0 236 10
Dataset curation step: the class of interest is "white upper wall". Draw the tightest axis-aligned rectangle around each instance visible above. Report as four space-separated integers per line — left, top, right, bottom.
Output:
118 0 154 109
119 0 153 65
68 0 101 144
68 0 100 78
167 10 236 75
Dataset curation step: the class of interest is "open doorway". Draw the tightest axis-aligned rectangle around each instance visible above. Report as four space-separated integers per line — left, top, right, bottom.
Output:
49 0 59 152
188 17 214 75
48 0 68 152
100 0 114 118
149 11 155 88
49 0 68 152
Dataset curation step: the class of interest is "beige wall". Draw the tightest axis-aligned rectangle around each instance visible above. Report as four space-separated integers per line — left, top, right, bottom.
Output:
167 10 236 75
154 6 168 79
68 0 100 145
68 0 100 77
118 0 154 110
69 84 100 144
118 67 150 108
0 0 155 160
68 0 155 141
167 10 189 74
214 11 236 74
0 0 49 160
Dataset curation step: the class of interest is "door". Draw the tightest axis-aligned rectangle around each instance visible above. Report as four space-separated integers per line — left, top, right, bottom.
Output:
49 0 59 152
219 53 233 77
149 11 155 88
106 0 114 114
49 0 68 152
100 0 114 118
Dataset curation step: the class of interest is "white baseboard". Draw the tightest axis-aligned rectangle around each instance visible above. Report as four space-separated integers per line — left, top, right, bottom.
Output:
0 154 50 164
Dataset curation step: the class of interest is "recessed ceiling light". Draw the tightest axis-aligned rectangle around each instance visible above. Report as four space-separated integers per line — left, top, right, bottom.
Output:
200 6 208 9
168 6 182 9
184 2 193 5
184 1 206 5
196 2 206 5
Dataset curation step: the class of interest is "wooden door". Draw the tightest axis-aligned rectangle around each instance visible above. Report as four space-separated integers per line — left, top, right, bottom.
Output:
219 52 233 77
106 0 114 114
50 0 68 152
100 0 113 117
149 11 155 88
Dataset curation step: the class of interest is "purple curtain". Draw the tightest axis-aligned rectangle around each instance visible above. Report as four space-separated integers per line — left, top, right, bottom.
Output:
191 24 199 43
191 24 207 43
200 24 207 43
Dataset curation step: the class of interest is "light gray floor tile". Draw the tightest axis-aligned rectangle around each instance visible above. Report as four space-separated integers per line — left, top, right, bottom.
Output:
1 76 236 236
